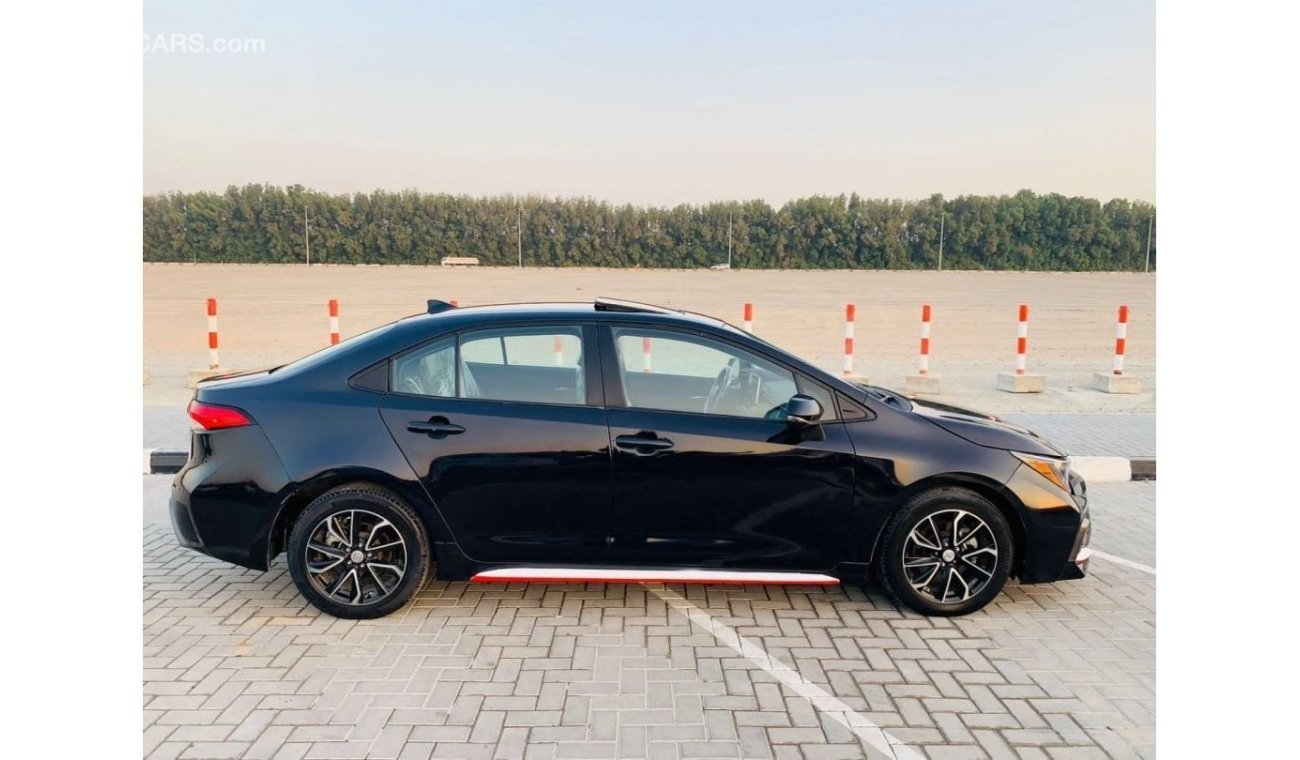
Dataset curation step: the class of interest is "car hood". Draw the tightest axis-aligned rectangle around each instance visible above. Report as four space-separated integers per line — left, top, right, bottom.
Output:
906 397 1065 457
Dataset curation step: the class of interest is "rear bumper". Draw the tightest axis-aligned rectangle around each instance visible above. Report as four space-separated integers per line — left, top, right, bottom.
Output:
170 494 203 549
170 425 291 571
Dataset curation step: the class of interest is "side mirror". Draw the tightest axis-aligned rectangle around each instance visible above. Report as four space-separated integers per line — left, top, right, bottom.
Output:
785 394 823 428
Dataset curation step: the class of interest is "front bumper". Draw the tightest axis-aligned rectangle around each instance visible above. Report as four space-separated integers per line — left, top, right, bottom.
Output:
1056 500 1092 580
1008 462 1092 583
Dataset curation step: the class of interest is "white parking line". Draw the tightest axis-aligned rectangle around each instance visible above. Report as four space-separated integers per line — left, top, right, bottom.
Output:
648 585 925 760
1091 549 1157 576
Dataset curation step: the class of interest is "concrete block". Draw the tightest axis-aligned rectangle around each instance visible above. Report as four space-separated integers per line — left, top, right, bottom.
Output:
1092 372 1142 394
187 369 225 389
1068 456 1132 483
150 451 188 474
996 372 1045 393
904 374 942 395
1130 458 1156 480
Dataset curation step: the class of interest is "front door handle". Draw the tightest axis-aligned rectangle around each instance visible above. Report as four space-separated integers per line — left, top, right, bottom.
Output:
614 433 674 454
407 417 465 437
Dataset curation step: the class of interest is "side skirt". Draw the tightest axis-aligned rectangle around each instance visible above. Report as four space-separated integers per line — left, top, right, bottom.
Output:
469 567 841 585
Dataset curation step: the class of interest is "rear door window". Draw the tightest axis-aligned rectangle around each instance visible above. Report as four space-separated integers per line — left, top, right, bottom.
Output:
458 326 586 405
392 336 456 397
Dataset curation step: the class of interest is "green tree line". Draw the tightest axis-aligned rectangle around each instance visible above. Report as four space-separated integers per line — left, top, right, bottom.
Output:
143 185 1156 270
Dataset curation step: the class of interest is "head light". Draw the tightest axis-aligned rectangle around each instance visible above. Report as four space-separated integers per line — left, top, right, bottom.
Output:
1013 452 1070 491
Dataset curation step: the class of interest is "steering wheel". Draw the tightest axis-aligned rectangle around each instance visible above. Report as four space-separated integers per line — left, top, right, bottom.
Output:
703 357 741 413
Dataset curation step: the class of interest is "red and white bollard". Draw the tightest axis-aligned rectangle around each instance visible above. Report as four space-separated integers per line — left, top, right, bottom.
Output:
328 299 340 345
997 303 1045 392
207 298 220 369
917 304 933 375
842 304 856 376
1093 305 1142 393
905 304 942 394
553 335 564 366
642 336 653 373
1112 305 1129 375
743 303 754 333
188 298 225 388
1014 303 1029 376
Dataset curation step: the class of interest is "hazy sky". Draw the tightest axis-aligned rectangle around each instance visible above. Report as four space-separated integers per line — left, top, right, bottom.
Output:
144 1 1154 205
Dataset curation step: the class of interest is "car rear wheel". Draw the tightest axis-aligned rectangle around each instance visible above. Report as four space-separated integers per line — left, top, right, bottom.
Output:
287 485 431 619
877 487 1013 616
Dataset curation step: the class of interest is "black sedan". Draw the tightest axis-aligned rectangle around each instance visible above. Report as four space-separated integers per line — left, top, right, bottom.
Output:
171 297 1090 619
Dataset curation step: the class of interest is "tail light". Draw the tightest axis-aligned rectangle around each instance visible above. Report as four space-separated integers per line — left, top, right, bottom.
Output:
188 400 254 430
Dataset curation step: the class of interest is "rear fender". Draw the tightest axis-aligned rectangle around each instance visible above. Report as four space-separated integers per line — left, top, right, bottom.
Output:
266 467 453 567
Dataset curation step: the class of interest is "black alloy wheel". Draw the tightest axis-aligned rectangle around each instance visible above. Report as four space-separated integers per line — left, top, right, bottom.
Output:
287 485 431 619
877 487 1013 616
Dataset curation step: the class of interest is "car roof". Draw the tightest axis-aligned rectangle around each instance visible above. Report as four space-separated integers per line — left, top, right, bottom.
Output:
398 300 735 332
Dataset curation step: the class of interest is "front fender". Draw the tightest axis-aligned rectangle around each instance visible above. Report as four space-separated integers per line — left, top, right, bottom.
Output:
839 413 1021 567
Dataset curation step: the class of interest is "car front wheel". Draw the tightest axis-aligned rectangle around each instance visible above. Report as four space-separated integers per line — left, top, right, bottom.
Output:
287 485 431 619
877 487 1013 616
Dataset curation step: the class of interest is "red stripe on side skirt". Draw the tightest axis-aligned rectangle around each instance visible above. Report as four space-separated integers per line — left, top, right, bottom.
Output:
471 573 840 586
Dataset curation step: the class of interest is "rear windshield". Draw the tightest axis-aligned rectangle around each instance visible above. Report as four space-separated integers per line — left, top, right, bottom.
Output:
270 320 401 376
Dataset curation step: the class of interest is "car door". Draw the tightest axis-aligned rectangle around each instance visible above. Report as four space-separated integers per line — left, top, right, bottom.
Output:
379 323 611 564
600 324 856 571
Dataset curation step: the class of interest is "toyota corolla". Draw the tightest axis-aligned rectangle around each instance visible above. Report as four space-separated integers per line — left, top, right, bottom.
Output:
170 298 1090 619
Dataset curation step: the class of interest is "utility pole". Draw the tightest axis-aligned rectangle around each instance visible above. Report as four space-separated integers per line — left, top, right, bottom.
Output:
1144 215 1153 273
181 200 193 264
727 212 733 268
938 212 945 271
304 207 311 266
517 205 523 267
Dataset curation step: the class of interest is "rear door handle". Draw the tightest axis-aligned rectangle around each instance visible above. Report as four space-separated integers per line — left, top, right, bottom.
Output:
614 433 674 454
407 418 465 437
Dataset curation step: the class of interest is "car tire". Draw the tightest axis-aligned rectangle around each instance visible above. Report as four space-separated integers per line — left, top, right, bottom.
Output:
287 484 431 619
876 487 1013 617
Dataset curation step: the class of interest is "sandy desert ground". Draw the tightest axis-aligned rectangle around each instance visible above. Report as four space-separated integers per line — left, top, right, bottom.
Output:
144 264 1155 413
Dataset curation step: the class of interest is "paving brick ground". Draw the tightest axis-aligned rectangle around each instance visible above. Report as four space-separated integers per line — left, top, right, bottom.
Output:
143 480 1155 759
